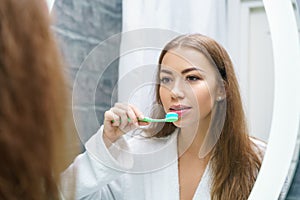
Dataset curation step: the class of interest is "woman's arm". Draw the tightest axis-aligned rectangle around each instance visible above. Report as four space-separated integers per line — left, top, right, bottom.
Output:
60 126 133 199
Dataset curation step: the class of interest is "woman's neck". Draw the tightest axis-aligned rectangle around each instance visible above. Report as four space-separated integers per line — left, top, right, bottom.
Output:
177 116 211 158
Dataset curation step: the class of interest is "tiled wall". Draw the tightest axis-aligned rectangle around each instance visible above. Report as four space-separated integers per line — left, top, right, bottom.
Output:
52 0 122 145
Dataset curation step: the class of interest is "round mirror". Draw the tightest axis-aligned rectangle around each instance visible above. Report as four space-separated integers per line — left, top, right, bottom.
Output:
248 0 300 199
48 0 300 199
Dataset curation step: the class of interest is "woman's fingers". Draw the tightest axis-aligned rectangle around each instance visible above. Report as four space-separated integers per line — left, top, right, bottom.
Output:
103 103 147 143
127 108 139 126
114 103 137 120
104 110 119 127
128 104 150 126
103 110 122 143
128 104 144 120
110 103 143 130
110 107 129 129
114 103 141 126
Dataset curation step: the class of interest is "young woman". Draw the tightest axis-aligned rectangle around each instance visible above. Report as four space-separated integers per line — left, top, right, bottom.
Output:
62 34 265 200
0 0 72 199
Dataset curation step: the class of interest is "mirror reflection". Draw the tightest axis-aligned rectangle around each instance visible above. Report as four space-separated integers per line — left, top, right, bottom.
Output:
10 0 296 199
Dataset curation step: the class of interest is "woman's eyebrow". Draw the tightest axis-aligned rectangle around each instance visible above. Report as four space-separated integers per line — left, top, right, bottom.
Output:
160 69 173 75
160 67 205 75
181 67 205 74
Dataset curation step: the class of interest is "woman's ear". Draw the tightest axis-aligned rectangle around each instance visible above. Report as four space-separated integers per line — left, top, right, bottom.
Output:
216 79 226 102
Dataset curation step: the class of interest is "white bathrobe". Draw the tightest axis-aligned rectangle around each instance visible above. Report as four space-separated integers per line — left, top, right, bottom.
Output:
60 126 266 200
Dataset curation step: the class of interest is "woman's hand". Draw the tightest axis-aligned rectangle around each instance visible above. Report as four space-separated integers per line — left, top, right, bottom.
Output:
103 103 148 144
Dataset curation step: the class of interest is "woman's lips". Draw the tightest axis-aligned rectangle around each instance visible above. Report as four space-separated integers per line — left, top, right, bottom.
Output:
169 106 192 118
171 109 191 118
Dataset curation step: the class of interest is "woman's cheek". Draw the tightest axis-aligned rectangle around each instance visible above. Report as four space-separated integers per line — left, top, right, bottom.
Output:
194 87 213 118
159 87 169 110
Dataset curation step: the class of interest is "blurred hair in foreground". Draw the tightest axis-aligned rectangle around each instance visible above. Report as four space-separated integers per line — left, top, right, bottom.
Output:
0 0 76 199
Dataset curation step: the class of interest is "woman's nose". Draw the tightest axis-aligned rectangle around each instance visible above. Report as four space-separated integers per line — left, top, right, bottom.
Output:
170 80 185 99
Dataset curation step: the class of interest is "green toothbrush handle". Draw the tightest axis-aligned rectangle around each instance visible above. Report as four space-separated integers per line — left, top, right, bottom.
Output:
111 113 178 123
139 117 166 123
111 118 146 123
111 117 165 123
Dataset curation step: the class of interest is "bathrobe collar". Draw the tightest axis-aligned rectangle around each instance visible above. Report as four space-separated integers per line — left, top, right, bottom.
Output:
130 128 212 199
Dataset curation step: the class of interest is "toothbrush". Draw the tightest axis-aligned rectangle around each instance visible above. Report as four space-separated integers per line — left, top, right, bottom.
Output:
111 112 178 123
139 112 178 123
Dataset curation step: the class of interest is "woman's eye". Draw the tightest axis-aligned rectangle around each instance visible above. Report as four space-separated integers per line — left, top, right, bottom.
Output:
186 75 202 81
160 77 172 84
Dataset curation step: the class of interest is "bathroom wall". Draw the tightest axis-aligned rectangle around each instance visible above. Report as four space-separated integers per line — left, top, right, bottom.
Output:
52 0 122 144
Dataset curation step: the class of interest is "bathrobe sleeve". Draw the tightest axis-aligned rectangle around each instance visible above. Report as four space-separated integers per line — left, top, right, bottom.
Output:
60 125 133 200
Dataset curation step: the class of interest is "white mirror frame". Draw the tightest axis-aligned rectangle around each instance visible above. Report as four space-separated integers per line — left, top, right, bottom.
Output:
48 0 300 199
249 0 300 199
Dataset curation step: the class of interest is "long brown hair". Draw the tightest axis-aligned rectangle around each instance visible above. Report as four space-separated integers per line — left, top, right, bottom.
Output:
0 0 70 199
151 34 262 199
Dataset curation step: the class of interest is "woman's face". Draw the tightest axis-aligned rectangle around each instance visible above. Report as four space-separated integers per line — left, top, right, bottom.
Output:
159 47 219 127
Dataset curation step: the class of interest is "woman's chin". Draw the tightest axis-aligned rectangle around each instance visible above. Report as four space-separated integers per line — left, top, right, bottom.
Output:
172 121 181 128
172 117 197 128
